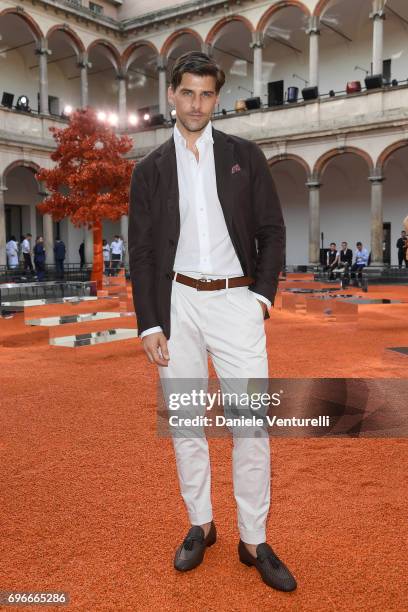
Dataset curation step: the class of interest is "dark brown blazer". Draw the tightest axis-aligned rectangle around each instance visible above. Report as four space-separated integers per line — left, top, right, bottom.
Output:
128 124 285 339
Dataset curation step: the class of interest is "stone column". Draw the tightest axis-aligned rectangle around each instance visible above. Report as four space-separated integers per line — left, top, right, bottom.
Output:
117 73 128 129
249 32 264 99
307 16 320 88
29 203 37 243
369 174 384 266
36 42 51 115
85 227 93 265
307 180 321 265
157 55 168 119
120 215 129 268
371 2 385 76
43 213 54 265
0 186 7 267
79 53 91 108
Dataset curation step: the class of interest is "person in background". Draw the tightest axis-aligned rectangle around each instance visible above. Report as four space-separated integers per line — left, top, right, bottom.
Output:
21 233 34 275
103 239 111 276
33 236 46 281
110 235 122 276
396 230 407 269
79 241 85 270
6 236 19 269
350 241 369 286
54 238 66 280
325 242 340 280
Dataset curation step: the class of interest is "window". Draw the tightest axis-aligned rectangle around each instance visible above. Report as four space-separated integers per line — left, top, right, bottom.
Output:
89 2 104 15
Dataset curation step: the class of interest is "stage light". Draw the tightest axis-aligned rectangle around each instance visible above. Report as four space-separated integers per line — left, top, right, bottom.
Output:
2 92 14 109
143 113 150 122
329 90 336 97
108 113 118 126
222 108 227 115
16 95 30 112
170 109 176 118
244 96 261 110
365 74 383 90
302 86 319 101
64 105 73 115
97 111 106 122
391 79 399 87
128 114 138 126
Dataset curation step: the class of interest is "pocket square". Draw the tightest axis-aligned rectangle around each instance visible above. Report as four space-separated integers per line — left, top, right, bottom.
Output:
231 163 241 174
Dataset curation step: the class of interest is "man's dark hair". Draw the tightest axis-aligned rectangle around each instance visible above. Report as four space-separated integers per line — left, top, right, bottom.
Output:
170 51 225 94
330 242 336 247
356 241 362 246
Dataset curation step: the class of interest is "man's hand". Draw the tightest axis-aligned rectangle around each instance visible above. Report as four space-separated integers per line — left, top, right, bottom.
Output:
257 300 267 317
142 332 170 366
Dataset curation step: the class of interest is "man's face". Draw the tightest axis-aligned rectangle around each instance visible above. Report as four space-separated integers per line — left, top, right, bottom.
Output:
168 72 220 134
357 244 362 250
341 242 347 250
330 244 336 251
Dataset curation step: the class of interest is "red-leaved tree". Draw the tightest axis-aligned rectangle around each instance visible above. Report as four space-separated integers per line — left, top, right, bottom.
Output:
36 107 134 289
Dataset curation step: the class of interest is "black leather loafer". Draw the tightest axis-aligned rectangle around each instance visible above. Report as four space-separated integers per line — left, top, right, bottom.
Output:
238 540 297 592
174 521 217 572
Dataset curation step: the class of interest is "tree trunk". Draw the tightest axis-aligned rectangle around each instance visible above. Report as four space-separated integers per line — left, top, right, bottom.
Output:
91 221 103 290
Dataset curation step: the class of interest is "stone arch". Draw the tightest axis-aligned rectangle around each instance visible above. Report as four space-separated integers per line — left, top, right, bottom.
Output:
87 39 121 72
314 0 335 17
269 153 311 177
122 40 159 72
313 146 374 179
46 24 85 54
205 15 254 45
3 160 42 186
377 140 408 173
160 28 203 57
0 7 43 42
257 0 311 33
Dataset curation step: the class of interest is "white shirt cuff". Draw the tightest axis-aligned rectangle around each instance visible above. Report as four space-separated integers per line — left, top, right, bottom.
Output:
140 326 163 339
251 292 271 309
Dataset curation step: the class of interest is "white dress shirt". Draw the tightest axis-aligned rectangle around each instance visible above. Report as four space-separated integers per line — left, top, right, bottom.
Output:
21 238 31 254
140 120 270 339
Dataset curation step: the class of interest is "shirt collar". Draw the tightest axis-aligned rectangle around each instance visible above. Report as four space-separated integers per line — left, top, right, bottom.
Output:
173 120 214 149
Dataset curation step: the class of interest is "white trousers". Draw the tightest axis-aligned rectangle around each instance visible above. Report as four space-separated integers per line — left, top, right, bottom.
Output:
159 274 270 545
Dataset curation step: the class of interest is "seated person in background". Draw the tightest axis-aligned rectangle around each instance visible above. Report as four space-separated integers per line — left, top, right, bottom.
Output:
350 241 369 285
334 241 353 279
325 242 340 280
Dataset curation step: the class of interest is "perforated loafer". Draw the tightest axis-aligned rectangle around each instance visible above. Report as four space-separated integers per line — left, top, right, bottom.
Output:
174 521 217 572
238 540 297 592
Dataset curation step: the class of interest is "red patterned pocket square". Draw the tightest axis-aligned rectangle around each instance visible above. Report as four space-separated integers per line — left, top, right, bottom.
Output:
231 163 241 174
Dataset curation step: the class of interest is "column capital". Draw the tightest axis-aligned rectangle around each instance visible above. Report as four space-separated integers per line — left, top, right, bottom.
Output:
368 174 385 183
156 55 168 71
116 71 128 82
370 8 386 20
306 16 320 35
201 42 213 56
306 180 321 189
250 31 264 49
35 44 52 56
78 53 92 69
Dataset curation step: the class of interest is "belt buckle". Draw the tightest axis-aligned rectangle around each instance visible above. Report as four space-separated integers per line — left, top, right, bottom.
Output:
196 276 212 291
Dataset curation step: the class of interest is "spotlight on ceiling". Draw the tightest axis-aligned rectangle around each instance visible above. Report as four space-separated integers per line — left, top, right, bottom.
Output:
128 114 138 126
108 113 118 126
16 95 30 112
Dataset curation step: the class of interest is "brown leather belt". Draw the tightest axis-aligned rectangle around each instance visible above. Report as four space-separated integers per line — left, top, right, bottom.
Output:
172 272 254 291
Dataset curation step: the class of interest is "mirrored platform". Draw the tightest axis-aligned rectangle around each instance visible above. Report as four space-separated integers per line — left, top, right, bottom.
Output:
26 311 134 327
49 328 138 347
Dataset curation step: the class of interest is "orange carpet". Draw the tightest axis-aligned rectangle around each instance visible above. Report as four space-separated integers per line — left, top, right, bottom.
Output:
0 283 407 611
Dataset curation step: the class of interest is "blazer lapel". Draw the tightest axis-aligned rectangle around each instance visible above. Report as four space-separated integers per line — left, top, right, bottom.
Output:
212 126 234 232
155 135 180 236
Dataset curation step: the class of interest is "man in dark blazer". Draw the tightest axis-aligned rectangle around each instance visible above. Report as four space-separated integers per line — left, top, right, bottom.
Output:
128 51 296 592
